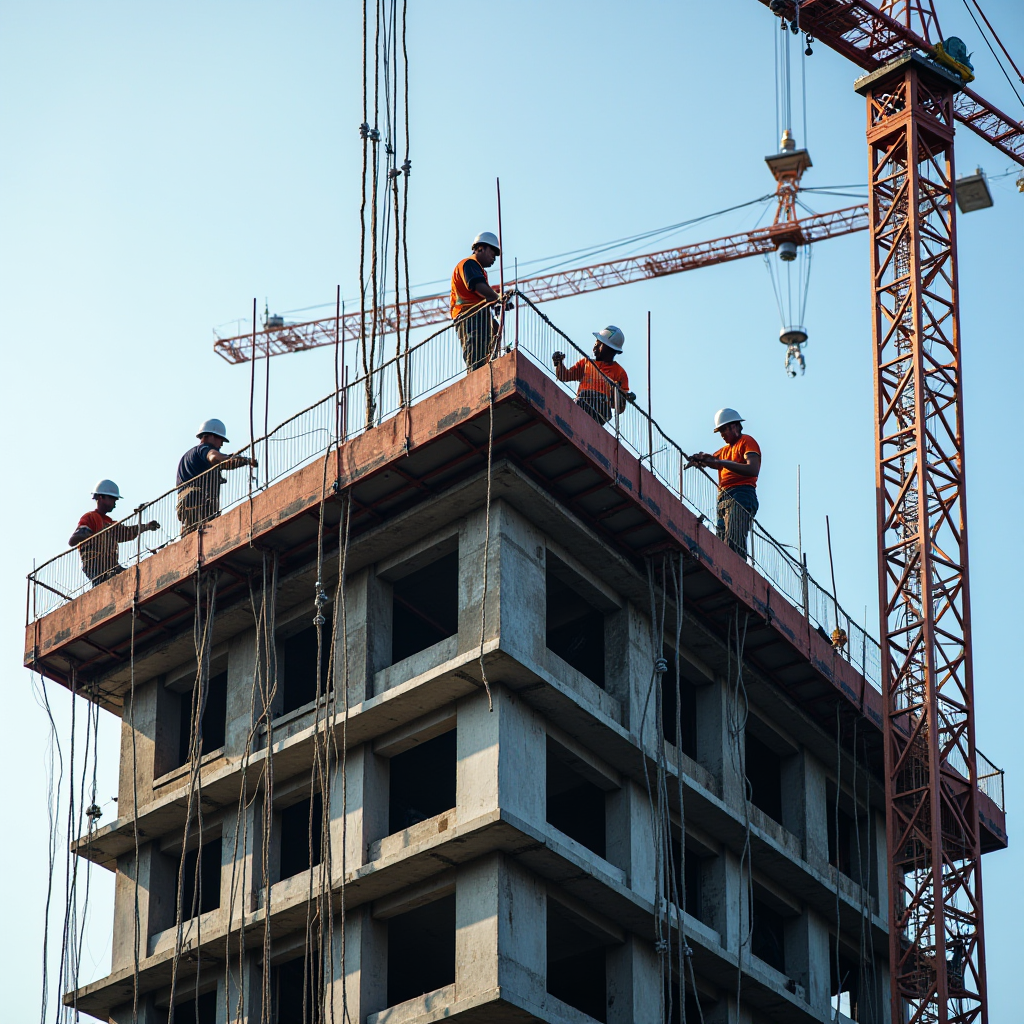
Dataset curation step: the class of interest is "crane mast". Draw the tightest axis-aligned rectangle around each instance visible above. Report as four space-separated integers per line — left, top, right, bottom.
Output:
858 47 984 1024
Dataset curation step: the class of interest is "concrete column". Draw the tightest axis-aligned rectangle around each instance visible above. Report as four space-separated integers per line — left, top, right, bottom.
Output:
329 741 388 872
223 955 262 1023
700 676 745 808
606 778 657 901
872 808 887 924
112 840 177 970
224 627 257 756
119 678 175 805
785 748 829 863
457 684 545 829
111 993 160 1024
607 933 662 1024
328 904 387 1022
455 852 547 1010
704 847 747 956
785 907 831 1016
221 799 260 927
607 603 657 742
336 567 390 705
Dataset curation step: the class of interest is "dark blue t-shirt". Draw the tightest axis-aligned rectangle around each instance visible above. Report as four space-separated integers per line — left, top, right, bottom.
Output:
177 444 215 486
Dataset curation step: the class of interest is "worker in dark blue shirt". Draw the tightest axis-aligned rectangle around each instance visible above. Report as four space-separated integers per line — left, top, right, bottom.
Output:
176 418 257 535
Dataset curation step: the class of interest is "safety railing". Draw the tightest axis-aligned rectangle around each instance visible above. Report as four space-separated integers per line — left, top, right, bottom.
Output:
26 293 1005 810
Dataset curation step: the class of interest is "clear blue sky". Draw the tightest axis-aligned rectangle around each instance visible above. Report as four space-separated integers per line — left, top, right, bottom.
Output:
2 1 1021 1018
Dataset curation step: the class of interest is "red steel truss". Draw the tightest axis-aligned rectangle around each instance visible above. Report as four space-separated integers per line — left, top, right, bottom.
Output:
859 53 986 1024
758 0 1024 165
212 204 868 363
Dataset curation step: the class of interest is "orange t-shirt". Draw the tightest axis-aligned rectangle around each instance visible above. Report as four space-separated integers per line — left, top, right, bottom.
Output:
562 358 629 398
714 433 761 489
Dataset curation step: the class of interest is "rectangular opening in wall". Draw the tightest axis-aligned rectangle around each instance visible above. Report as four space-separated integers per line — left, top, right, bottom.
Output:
827 783 863 881
391 550 459 664
830 937 862 1021
176 670 228 768
745 729 783 823
279 792 323 880
547 898 608 1022
546 739 607 858
546 553 606 689
274 950 322 1024
388 729 456 834
280 623 332 716
661 651 698 759
750 896 786 973
386 894 455 1007
177 837 221 921
172 990 217 1024
666 984 706 1024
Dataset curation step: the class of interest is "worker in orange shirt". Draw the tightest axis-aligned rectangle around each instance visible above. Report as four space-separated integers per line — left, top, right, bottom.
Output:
68 479 160 587
687 409 761 559
450 231 504 372
551 326 633 426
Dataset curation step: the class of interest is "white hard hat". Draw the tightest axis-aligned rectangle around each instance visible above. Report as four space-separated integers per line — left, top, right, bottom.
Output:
592 325 625 353
92 479 122 500
472 231 501 255
713 408 744 432
197 418 229 442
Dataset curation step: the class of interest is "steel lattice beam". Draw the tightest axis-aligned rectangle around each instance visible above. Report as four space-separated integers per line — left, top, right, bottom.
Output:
860 53 986 1024
212 205 869 364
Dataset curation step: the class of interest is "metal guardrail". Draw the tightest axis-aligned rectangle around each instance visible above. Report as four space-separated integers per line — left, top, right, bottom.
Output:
26 295 1004 811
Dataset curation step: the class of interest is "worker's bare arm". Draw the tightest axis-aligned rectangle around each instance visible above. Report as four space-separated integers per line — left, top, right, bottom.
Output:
69 526 91 547
472 281 500 303
206 449 258 470
708 452 760 476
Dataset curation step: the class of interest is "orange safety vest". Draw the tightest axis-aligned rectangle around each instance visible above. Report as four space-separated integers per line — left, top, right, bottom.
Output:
450 256 490 321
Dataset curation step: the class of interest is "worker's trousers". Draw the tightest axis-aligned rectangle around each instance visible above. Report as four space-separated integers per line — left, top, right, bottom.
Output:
177 484 221 536
717 485 758 560
455 308 498 372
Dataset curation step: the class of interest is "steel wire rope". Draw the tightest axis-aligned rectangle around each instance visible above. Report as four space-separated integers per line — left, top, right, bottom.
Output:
367 0 383 427
128 553 143 1022
475 360 495 712
724 607 752 1023
400 0 412 400
960 0 1024 109
833 703 843 1022
359 0 372 428
33 669 64 1024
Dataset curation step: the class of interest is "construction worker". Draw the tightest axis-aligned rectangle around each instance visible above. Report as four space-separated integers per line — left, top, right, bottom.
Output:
686 409 761 559
551 326 633 426
68 480 160 587
450 231 504 372
176 419 257 535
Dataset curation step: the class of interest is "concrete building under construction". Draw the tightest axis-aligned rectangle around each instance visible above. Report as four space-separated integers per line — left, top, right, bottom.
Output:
25 301 1007 1024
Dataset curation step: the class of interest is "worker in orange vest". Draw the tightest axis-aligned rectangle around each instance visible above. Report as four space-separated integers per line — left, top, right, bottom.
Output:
552 326 633 426
686 408 761 559
450 231 504 372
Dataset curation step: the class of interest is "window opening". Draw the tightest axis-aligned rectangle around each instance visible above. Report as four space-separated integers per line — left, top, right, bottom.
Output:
177 837 222 921
172 990 217 1024
546 740 606 858
274 951 323 1024
391 551 459 664
388 730 456 835
386 895 456 1007
830 938 862 1021
281 624 331 716
661 652 698 758
176 670 228 767
750 896 786 973
669 834 704 923
546 554 605 689
827 784 861 879
745 730 783 823
666 985 704 1024
546 898 607 1022
280 793 323 880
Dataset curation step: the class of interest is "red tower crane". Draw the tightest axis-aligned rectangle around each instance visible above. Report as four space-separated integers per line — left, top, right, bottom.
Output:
757 3 1021 1024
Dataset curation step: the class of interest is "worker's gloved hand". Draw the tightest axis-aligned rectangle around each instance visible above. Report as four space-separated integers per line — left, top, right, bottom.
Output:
625 391 636 403
145 521 160 532
552 350 565 366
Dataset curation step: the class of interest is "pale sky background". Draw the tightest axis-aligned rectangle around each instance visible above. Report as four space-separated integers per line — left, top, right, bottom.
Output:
1 1 1021 1020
